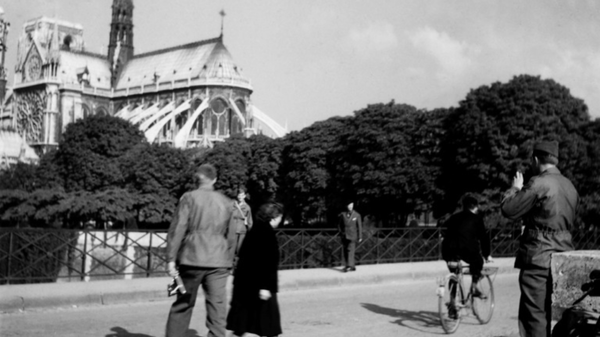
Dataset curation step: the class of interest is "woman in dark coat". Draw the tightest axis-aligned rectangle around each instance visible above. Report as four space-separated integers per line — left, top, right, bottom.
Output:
227 202 283 337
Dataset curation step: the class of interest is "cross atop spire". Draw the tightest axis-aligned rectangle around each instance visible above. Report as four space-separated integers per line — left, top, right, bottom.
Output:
219 9 226 37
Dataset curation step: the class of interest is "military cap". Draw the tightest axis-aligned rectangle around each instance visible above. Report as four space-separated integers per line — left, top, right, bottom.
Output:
533 141 559 157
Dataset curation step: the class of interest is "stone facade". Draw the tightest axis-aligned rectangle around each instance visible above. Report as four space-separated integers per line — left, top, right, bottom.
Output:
2 0 286 158
551 250 600 320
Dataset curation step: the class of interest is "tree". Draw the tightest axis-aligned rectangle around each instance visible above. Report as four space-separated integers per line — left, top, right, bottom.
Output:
439 75 590 221
0 162 38 191
0 189 66 228
246 134 283 207
55 188 136 228
279 116 351 225
55 115 146 192
331 102 442 225
121 143 192 227
197 135 251 198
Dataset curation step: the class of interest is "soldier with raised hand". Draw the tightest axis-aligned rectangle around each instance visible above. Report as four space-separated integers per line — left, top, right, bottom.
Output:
501 141 579 337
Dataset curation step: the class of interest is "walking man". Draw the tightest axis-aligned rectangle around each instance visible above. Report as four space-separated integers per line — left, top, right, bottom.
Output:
501 141 578 337
338 201 362 272
165 164 236 337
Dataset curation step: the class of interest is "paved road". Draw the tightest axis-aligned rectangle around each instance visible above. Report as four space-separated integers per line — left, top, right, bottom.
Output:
1 274 520 337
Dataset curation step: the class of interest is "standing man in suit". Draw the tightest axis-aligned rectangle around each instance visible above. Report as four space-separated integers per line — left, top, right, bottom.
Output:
338 201 363 272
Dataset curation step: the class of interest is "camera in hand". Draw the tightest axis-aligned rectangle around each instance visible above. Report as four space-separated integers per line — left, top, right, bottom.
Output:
167 275 187 296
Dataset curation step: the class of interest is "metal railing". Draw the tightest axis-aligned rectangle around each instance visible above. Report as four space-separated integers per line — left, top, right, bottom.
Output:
1 227 599 284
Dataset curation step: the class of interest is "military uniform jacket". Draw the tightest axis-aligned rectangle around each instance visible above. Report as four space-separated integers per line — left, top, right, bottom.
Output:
501 167 578 269
338 210 363 241
233 201 253 234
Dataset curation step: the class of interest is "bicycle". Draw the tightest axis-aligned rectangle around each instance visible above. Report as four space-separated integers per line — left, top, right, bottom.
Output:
437 260 498 334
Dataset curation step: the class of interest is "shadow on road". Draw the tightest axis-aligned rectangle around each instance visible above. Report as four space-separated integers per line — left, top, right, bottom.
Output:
104 327 200 337
105 327 154 337
361 303 446 335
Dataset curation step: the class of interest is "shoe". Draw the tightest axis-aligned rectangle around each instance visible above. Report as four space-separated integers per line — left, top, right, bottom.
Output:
472 287 486 299
348 267 356 272
447 301 458 319
342 267 349 273
448 307 458 320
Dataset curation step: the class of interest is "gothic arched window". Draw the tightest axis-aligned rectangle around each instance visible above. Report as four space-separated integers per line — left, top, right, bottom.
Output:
96 107 107 116
191 98 204 138
82 104 91 119
230 99 246 135
210 98 229 137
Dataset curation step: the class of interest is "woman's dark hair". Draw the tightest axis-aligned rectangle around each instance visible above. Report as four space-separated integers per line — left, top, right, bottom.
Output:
255 202 283 223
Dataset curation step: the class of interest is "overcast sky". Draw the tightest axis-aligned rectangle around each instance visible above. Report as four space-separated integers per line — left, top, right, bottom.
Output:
3 0 600 130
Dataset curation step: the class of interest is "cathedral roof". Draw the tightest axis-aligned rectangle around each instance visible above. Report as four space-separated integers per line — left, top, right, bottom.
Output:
115 37 252 91
59 51 112 89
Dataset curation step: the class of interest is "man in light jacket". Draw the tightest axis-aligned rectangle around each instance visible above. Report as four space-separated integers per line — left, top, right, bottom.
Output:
165 164 236 337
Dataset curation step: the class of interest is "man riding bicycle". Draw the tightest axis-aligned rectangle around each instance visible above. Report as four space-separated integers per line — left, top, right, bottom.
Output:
441 194 493 297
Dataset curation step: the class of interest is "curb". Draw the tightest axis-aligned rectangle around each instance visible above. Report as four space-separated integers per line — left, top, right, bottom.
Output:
0 258 517 313
279 259 517 291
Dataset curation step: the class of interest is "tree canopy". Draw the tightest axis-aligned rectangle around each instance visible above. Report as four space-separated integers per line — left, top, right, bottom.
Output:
439 75 590 217
2 74 600 229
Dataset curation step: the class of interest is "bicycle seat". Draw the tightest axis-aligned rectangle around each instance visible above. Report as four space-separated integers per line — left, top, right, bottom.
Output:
590 270 600 280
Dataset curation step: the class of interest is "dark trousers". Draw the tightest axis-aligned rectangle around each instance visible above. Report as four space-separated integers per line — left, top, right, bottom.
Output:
341 238 356 267
518 267 552 337
235 233 246 256
166 266 229 337
445 256 483 291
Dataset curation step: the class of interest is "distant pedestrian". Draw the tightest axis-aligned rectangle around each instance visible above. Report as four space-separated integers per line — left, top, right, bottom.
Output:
501 141 578 337
227 202 284 337
338 201 362 272
165 164 236 337
233 187 253 261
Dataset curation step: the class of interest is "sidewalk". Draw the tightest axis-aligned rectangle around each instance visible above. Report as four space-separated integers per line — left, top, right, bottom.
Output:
0 258 516 313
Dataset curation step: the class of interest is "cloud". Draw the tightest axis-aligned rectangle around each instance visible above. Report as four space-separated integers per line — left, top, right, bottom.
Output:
539 49 600 117
345 21 399 59
409 27 480 80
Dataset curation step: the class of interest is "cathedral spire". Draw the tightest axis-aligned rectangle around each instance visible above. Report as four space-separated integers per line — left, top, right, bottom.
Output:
108 0 134 87
219 9 226 38
0 6 8 105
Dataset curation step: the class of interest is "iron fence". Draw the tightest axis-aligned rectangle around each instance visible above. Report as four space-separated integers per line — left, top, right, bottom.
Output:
1 226 599 284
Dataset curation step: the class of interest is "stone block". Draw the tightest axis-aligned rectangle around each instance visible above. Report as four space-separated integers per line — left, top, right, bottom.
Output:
552 250 600 321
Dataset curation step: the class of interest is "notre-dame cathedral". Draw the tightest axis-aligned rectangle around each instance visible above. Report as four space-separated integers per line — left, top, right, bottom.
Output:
0 0 286 166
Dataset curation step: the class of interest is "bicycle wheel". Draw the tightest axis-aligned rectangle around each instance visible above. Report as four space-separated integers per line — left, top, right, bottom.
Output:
472 275 495 324
438 274 463 334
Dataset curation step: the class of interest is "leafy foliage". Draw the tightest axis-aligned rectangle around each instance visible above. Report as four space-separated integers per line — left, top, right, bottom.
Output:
331 102 444 225
279 116 351 224
55 115 146 192
246 135 283 206
3 74 600 229
439 75 590 217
